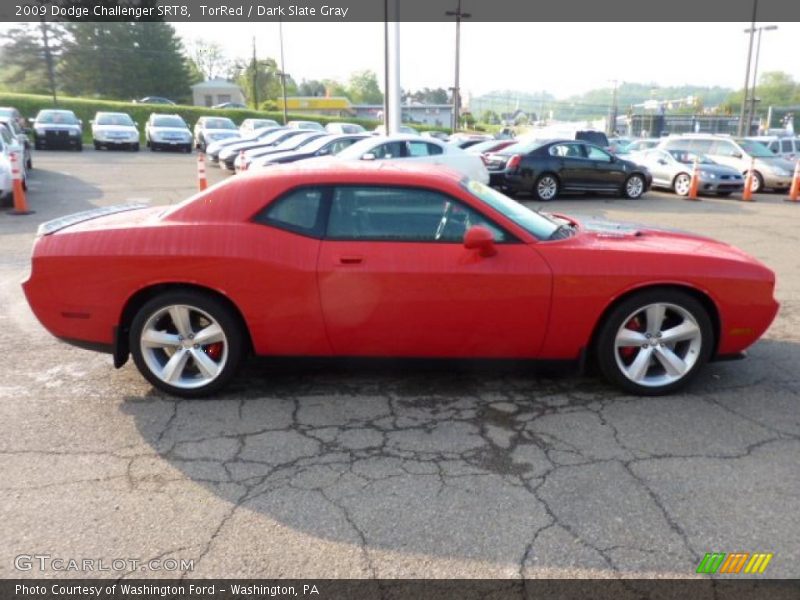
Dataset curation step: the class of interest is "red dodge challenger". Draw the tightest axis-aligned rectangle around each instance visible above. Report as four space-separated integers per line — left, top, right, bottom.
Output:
23 162 778 397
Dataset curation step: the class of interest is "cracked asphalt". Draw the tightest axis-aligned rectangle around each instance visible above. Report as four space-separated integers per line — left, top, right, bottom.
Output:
0 149 798 580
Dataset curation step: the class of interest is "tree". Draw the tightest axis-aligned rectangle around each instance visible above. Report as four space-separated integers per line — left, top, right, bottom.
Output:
347 70 383 104
480 110 499 124
58 22 192 102
186 39 232 81
296 79 326 97
234 57 297 107
0 22 66 95
406 87 449 104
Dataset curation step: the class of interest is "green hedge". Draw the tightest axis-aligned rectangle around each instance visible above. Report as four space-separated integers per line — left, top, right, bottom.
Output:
0 92 451 143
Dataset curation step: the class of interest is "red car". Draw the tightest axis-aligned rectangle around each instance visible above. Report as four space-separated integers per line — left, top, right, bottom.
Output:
23 163 778 397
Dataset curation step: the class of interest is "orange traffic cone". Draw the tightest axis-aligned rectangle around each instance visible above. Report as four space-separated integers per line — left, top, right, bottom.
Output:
686 157 700 201
197 151 208 191
785 161 800 203
238 150 247 173
741 157 755 202
8 152 32 215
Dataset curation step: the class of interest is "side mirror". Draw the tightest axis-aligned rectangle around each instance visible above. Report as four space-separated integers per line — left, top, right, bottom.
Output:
732 152 742 159
361 152 376 161
464 225 497 257
657 159 668 165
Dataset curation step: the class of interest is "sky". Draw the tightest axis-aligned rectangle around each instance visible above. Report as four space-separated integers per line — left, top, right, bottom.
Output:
171 21 800 98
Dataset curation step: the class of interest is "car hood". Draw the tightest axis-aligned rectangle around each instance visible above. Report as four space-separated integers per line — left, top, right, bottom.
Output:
695 163 741 176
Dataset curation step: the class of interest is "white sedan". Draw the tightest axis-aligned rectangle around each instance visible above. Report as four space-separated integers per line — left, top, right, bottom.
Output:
0 123 27 205
334 135 490 184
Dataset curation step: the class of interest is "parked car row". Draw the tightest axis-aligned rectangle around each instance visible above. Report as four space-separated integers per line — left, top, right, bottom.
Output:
0 119 29 206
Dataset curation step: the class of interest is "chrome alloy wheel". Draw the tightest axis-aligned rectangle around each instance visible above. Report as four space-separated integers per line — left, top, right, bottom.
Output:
139 304 228 390
674 173 691 196
625 175 645 198
613 302 702 388
537 175 558 200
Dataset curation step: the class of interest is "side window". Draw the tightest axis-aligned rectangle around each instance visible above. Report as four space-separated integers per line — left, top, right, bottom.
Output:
781 139 793 153
326 186 508 243
407 141 431 157
370 142 405 159
328 138 357 154
689 140 713 154
585 145 612 161
710 141 739 157
549 143 585 158
253 187 325 238
426 143 444 155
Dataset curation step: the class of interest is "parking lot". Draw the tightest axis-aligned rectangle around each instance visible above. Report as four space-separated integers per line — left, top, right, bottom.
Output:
1 148 798 579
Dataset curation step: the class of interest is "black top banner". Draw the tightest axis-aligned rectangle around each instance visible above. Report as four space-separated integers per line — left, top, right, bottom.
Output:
3 0 800 22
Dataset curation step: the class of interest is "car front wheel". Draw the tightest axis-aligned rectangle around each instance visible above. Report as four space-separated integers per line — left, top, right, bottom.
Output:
673 173 691 196
130 291 246 397
748 171 764 193
595 289 713 395
623 174 646 199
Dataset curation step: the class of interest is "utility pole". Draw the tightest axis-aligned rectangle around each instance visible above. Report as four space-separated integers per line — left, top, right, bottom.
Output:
446 0 470 133
39 17 57 105
251 37 258 109
745 24 778 135
278 18 288 125
737 0 758 136
383 0 390 132
608 79 619 135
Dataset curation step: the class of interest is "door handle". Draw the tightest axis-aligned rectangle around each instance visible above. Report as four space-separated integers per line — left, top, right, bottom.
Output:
338 256 364 265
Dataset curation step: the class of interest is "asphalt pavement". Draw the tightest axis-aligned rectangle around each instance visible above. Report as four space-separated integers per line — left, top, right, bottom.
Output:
0 148 798 579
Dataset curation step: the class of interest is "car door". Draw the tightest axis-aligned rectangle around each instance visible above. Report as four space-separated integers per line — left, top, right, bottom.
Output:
645 150 673 186
583 143 628 189
547 142 593 190
316 185 552 358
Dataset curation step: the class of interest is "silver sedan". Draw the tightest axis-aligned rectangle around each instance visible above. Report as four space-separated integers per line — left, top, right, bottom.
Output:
630 148 744 197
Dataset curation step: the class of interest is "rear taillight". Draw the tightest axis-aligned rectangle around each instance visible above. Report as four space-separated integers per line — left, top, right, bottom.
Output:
507 154 521 170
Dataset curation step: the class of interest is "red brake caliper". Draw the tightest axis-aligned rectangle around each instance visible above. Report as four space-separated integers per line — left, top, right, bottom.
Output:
204 343 223 361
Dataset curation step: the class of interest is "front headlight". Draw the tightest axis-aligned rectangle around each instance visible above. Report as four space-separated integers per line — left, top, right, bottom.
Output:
700 171 716 179
69 129 79 136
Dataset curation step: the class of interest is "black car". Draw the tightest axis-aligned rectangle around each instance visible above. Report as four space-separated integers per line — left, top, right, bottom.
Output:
32 109 83 151
253 133 370 168
485 139 652 200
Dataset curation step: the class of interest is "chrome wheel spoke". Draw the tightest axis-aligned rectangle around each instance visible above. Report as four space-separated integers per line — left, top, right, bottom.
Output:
169 306 193 338
645 305 666 335
161 349 190 383
190 348 220 379
142 329 180 348
616 328 647 347
626 347 653 382
654 345 688 377
194 323 224 345
661 320 700 344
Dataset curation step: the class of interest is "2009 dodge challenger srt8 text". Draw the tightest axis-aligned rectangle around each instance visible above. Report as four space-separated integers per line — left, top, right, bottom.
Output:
23 162 778 397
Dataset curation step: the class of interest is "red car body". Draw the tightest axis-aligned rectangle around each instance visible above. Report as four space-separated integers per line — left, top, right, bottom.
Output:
23 163 778 394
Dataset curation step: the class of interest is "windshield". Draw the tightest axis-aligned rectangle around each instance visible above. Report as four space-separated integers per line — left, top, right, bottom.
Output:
36 110 79 125
667 150 715 165
96 113 134 126
497 140 547 155
152 116 186 128
203 118 236 130
464 180 559 240
734 139 775 158
273 132 324 150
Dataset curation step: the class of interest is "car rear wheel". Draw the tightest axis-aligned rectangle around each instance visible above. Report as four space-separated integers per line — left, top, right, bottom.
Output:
533 174 559 201
748 170 764 193
595 289 713 396
623 174 646 199
130 291 246 397
673 173 691 196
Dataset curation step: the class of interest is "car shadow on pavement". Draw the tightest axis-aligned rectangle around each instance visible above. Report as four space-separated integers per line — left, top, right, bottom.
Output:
121 338 800 577
0 167 104 236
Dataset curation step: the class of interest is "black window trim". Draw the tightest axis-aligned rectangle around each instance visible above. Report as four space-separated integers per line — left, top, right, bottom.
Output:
323 183 520 244
251 185 331 240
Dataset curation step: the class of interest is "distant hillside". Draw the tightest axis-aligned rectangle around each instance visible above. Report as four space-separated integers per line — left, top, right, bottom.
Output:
470 83 734 121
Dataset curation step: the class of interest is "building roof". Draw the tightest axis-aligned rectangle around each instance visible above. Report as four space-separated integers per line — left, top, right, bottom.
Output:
191 79 242 90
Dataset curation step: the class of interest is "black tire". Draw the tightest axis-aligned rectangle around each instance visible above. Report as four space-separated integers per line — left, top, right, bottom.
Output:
129 290 247 398
149 142 156 152
183 144 192 154
93 142 100 150
623 174 646 199
34 140 43 150
75 143 83 152
532 173 559 201
595 288 714 396
26 155 33 170
132 143 140 152
0 192 12 208
747 170 764 194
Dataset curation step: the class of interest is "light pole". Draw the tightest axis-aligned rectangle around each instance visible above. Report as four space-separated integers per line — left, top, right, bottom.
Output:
608 79 619 136
446 0 470 134
737 0 759 136
278 18 288 125
745 24 778 135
